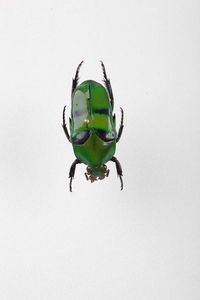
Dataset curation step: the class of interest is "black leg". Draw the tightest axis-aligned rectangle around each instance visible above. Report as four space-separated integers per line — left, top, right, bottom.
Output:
62 106 71 142
69 158 82 192
116 107 124 142
110 156 123 190
100 61 114 110
72 60 84 95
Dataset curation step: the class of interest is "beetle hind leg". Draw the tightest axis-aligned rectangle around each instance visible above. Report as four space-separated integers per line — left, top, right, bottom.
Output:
100 61 114 110
72 60 84 94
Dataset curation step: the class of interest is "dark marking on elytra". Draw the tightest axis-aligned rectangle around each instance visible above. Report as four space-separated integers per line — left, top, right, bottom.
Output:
73 110 88 117
94 109 109 115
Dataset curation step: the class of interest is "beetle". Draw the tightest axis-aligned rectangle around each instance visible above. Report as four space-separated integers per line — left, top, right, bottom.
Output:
62 61 124 192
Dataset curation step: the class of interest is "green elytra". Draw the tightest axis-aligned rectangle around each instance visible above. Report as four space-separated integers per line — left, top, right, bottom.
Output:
62 61 124 192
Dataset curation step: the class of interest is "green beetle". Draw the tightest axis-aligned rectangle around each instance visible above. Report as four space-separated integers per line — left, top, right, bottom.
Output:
62 61 124 192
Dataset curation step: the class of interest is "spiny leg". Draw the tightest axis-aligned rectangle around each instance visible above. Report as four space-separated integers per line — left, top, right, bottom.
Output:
110 156 123 190
72 60 84 95
116 107 124 142
100 61 114 110
69 159 82 192
62 105 71 142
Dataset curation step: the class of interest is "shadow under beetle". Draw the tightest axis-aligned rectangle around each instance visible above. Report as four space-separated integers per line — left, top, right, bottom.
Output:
62 61 124 192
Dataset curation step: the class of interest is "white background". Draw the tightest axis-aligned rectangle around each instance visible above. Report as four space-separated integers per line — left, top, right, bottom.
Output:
0 0 200 299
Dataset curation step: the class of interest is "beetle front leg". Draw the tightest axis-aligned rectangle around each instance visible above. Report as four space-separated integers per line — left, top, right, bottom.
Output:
106 169 110 177
116 107 124 142
69 159 82 192
110 156 123 190
62 106 71 142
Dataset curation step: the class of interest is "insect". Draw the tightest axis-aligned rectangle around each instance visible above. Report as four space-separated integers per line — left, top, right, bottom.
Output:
62 61 124 192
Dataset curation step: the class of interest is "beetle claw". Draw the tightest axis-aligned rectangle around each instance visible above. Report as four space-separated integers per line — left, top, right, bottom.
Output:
120 176 123 191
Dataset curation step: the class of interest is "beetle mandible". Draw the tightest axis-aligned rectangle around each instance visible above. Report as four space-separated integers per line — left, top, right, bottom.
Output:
62 61 124 192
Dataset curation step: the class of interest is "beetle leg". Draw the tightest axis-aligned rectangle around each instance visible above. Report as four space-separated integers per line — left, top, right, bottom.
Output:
106 169 110 177
72 60 84 95
69 159 82 192
62 106 71 142
100 61 114 110
85 173 89 180
113 113 116 126
116 107 124 142
110 156 123 190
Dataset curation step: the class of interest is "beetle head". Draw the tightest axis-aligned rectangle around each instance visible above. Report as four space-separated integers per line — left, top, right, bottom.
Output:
85 165 109 182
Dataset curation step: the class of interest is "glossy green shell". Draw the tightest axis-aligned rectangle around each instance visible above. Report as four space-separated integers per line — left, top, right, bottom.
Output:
70 80 117 166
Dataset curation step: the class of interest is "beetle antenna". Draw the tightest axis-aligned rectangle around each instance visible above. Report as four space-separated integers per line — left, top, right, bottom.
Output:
72 60 84 94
